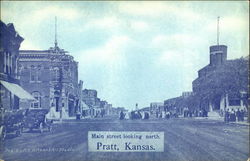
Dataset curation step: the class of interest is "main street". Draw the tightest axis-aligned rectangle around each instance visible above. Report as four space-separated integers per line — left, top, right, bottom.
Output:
1 117 249 161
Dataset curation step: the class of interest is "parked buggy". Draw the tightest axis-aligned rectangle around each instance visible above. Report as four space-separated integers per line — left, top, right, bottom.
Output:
2 109 26 139
23 109 53 133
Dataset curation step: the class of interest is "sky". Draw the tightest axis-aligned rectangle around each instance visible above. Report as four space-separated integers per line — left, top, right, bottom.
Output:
1 1 249 110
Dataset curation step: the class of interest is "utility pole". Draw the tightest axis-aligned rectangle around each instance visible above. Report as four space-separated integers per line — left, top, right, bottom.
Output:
217 16 220 46
55 16 58 48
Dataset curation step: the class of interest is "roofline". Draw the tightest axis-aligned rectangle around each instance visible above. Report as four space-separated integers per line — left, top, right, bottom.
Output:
19 50 49 52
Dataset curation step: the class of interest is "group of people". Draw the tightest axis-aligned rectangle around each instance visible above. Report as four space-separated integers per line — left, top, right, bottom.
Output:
119 111 150 120
155 110 177 119
224 108 245 122
119 108 247 122
119 110 179 120
183 108 208 118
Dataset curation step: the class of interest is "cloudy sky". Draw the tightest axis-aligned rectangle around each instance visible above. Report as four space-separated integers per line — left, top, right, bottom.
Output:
1 1 249 110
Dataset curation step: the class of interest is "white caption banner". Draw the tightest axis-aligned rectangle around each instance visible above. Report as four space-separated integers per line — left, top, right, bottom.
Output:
88 131 164 152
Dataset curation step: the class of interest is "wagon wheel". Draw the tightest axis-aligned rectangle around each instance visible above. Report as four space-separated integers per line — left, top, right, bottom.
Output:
39 122 44 133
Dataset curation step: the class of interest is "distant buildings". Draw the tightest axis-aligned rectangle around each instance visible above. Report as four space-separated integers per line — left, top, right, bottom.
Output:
81 89 101 117
110 107 127 115
150 102 164 113
81 89 122 117
18 42 82 118
0 21 34 111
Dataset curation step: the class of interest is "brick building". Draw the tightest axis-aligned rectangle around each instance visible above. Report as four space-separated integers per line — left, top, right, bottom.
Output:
0 21 34 111
18 42 81 118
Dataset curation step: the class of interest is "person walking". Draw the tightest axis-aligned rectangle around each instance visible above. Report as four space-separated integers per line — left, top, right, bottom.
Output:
236 109 240 122
156 110 159 118
240 109 245 121
144 112 149 119
119 111 125 120
230 109 236 122
224 109 230 122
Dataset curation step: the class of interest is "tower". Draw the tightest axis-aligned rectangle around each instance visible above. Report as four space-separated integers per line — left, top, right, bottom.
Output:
209 16 227 66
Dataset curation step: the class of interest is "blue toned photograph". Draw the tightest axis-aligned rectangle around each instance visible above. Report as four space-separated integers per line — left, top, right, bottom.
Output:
0 1 249 161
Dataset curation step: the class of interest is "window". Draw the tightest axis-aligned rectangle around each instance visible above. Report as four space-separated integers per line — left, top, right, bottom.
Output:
6 52 9 74
53 67 60 81
30 65 35 82
9 54 12 75
3 51 6 73
30 65 42 82
37 65 42 82
31 91 41 108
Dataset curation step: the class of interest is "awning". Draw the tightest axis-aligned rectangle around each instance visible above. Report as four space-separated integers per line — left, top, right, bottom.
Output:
0 80 35 100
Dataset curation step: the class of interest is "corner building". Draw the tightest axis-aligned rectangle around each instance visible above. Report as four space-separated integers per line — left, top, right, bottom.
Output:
19 43 80 118
192 45 249 112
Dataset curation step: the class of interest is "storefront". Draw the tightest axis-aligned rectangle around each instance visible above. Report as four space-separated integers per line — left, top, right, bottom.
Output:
0 80 35 110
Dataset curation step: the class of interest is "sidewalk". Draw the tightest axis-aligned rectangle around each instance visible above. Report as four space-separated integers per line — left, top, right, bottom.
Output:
53 116 91 123
194 116 250 126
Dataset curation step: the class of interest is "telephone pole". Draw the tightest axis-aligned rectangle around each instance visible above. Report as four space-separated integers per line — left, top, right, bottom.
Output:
217 16 220 46
55 16 58 48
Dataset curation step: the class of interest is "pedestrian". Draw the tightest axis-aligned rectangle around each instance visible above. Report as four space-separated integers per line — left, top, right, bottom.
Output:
236 109 240 122
199 110 202 117
162 111 166 119
230 109 236 122
101 109 105 118
156 110 159 118
144 112 149 119
240 109 245 121
204 109 208 117
195 110 198 117
119 111 125 120
224 109 229 122
183 108 187 117
166 111 170 119
189 111 192 118
159 112 162 119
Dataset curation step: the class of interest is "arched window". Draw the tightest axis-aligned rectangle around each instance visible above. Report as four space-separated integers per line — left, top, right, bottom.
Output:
31 91 41 108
